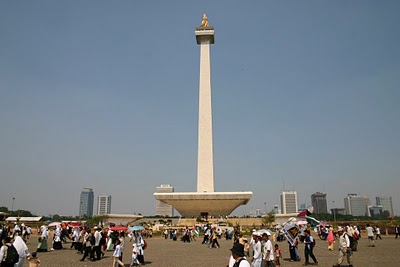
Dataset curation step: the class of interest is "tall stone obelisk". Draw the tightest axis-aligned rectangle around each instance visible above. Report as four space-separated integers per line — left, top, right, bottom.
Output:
195 14 215 193
153 15 252 217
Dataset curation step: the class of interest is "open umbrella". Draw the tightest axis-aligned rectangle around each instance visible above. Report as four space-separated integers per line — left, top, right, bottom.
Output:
255 229 272 236
48 222 61 227
129 225 145 231
68 222 82 227
110 226 128 231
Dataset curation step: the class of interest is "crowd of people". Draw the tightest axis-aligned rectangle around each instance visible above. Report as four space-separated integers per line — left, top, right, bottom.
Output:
1 221 399 267
225 223 400 267
0 222 148 267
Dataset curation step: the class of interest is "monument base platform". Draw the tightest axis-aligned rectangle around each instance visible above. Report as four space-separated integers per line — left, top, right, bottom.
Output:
154 191 252 217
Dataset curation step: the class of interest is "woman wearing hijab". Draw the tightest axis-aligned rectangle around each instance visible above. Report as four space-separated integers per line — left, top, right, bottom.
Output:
52 226 63 250
13 235 30 267
135 232 145 265
36 226 48 252
327 227 335 251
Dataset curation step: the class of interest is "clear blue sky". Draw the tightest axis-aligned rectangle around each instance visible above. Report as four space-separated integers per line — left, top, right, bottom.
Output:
1 1 399 217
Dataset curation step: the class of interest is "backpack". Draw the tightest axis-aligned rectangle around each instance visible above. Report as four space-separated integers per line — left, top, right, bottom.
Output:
311 237 316 247
4 245 19 265
353 232 359 240
143 240 147 250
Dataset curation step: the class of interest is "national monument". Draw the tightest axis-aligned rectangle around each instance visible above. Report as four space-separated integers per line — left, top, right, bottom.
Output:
154 14 253 217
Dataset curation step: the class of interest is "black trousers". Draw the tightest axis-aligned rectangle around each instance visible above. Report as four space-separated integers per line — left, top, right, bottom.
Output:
304 246 317 264
81 246 94 260
210 239 219 248
93 245 101 260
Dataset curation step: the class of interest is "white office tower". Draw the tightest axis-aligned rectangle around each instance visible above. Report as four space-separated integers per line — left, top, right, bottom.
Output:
280 191 298 214
97 195 112 215
344 193 370 216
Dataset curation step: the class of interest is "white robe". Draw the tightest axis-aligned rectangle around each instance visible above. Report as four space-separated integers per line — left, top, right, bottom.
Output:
252 241 262 267
13 236 29 267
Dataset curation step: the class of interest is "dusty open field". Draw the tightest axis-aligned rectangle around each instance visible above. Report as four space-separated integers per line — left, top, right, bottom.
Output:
20 234 400 267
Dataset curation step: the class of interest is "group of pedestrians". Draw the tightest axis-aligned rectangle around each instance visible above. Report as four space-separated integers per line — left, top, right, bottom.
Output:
0 225 40 267
1 222 148 267
69 226 146 267
228 230 283 267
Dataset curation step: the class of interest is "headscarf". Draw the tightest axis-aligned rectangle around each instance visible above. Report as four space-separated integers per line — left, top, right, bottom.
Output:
327 227 335 243
13 236 29 257
41 225 48 238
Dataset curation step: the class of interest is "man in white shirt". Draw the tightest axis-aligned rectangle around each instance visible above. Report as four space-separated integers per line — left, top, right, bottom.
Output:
375 226 382 240
333 226 353 267
366 224 375 247
93 227 102 260
262 232 274 267
251 234 262 267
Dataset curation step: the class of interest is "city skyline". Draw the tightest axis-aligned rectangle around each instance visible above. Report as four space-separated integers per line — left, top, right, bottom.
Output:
1 1 399 217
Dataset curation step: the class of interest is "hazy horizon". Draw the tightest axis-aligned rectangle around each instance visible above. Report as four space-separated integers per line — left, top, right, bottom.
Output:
1 1 399 217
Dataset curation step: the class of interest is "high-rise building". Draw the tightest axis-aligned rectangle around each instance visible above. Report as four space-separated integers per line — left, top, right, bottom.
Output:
376 196 394 217
311 192 328 214
368 205 384 218
79 188 94 217
155 184 174 217
97 195 112 215
280 191 298 214
344 193 370 216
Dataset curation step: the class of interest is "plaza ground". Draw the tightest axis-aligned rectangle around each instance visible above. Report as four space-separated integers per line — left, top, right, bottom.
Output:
22 234 400 267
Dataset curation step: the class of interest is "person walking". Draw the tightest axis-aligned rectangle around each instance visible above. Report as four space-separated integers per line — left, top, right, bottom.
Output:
375 226 382 240
13 235 30 267
93 227 102 260
80 229 95 261
0 237 16 267
112 239 124 267
274 244 282 267
130 243 141 267
303 230 318 266
135 232 145 265
262 232 274 267
327 227 335 251
251 234 262 267
209 231 220 248
36 226 48 252
333 226 353 267
366 224 375 247
396 225 400 239
352 226 359 251
230 243 250 267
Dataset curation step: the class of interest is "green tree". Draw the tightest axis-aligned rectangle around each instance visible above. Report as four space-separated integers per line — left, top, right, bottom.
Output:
52 214 62 222
0 207 9 213
263 211 276 227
